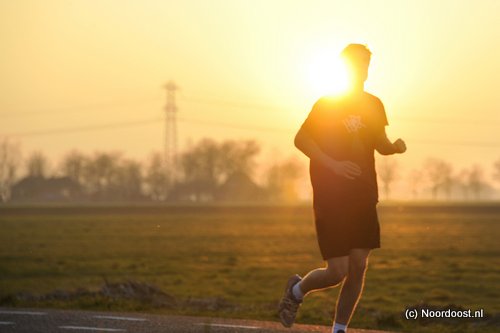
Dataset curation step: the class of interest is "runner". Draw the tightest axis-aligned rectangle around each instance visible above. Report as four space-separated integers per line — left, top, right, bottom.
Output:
278 44 407 333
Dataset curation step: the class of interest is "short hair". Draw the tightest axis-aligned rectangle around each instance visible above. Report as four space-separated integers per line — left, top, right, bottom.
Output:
340 44 372 61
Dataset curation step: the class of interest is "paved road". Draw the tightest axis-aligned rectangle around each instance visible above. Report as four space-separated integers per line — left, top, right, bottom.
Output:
0 308 396 333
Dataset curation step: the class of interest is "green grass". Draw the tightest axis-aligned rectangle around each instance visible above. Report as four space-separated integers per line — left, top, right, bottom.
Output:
0 204 499 332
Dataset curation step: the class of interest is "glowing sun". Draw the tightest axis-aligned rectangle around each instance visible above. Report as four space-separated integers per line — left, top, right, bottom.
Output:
305 51 350 97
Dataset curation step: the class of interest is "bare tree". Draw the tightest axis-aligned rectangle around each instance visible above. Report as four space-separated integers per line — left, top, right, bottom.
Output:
468 164 486 200
378 158 398 200
176 139 260 201
59 150 87 184
441 163 454 200
0 138 22 202
114 159 143 200
82 151 122 199
424 158 453 200
265 157 303 202
144 152 169 201
26 151 49 178
220 140 260 178
179 139 220 200
455 165 488 201
425 159 441 199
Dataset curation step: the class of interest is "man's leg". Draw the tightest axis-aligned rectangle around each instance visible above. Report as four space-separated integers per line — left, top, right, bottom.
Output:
278 255 348 328
334 249 371 326
298 255 349 295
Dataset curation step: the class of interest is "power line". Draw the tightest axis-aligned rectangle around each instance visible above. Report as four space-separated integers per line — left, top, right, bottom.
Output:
179 94 291 112
0 97 162 119
1 94 497 127
0 95 286 120
3 116 292 137
3 115 499 148
390 116 499 126
408 139 499 148
178 117 294 134
4 117 163 137
174 94 500 127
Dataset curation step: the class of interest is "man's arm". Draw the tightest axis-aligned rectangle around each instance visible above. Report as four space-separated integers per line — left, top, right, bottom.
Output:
294 126 361 180
375 127 407 155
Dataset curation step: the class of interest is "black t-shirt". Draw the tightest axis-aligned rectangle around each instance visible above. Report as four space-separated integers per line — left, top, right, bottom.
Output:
300 92 388 204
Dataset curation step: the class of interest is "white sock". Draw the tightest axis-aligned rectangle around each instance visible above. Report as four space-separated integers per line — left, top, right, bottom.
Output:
292 282 304 301
332 322 347 333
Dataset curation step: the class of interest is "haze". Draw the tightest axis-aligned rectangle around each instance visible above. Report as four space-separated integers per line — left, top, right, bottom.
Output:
1 0 499 185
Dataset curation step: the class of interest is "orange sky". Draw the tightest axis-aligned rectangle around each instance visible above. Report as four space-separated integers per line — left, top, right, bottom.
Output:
1 0 499 194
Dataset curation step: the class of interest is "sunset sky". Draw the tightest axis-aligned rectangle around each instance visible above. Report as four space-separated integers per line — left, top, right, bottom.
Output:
1 0 499 192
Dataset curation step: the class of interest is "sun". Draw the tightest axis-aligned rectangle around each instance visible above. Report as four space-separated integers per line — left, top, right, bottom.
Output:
305 51 350 98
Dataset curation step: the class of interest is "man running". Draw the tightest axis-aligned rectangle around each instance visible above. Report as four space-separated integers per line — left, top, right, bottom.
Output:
278 44 407 333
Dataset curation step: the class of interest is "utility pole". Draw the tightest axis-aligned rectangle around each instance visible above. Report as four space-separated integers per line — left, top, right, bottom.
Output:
163 81 179 184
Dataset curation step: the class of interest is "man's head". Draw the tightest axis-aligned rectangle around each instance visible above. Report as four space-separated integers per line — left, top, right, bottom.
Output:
340 44 372 87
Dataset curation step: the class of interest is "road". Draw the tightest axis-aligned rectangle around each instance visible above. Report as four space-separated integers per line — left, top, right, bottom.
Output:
0 307 398 333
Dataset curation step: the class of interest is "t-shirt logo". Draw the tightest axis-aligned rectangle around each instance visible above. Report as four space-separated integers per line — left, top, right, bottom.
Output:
343 115 366 133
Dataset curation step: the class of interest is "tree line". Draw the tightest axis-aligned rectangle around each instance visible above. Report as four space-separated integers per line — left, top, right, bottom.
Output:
377 157 500 200
1 137 499 203
0 138 302 203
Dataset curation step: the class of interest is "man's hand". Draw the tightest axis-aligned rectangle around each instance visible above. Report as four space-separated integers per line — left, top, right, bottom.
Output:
324 158 362 180
393 138 407 154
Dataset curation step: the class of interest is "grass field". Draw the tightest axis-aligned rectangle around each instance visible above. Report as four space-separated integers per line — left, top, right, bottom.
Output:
1 204 499 332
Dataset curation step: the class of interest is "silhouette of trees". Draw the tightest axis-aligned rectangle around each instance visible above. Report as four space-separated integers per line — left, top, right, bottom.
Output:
467 164 486 200
441 163 454 200
425 159 440 199
63 151 142 201
60 150 87 185
173 139 260 201
425 158 453 199
0 138 22 202
219 140 260 178
81 152 122 200
457 166 488 200
265 157 303 202
144 152 169 201
26 151 49 178
176 139 225 201
4 142 500 203
114 159 143 200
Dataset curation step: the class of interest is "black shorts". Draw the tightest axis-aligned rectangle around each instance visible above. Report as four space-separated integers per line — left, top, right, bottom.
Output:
313 199 381 260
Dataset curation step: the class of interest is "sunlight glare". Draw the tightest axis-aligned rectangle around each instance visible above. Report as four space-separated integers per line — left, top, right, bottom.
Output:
306 51 349 98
